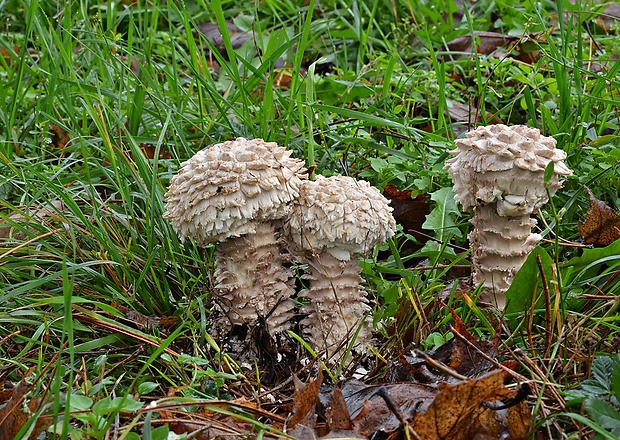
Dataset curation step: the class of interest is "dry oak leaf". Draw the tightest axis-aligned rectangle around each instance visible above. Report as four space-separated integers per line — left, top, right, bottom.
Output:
578 186 620 246
411 370 532 440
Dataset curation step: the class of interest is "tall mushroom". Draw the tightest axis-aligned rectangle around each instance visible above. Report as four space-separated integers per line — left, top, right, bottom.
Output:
164 137 307 339
445 124 572 308
284 175 396 360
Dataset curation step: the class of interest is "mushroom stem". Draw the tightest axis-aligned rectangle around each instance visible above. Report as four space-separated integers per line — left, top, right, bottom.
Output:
471 204 541 308
214 221 296 336
299 252 372 359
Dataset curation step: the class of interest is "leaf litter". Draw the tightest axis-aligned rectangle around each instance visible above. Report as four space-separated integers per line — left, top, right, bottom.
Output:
104 315 532 440
578 186 620 246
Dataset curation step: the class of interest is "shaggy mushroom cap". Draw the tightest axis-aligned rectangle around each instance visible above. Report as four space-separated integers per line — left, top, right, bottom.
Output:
286 175 396 260
163 137 307 244
446 124 573 214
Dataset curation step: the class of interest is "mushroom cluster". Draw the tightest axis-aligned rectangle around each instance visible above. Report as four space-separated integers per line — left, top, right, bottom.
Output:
284 175 396 359
445 124 572 308
164 137 307 337
164 138 397 363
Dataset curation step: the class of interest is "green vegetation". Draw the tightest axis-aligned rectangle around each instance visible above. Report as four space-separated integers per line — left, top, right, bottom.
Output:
1 0 619 438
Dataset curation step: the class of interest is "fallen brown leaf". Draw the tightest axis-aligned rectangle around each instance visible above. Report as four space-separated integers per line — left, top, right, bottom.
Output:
578 186 620 246
411 370 532 440
0 200 66 240
50 123 71 150
290 369 324 428
327 387 352 431
0 375 51 439
195 22 253 54
347 381 437 436
383 184 431 244
111 301 179 330
446 31 516 57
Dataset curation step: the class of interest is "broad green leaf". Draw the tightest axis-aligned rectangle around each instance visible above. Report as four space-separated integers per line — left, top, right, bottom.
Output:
69 394 93 411
504 246 555 330
92 395 144 414
137 381 160 395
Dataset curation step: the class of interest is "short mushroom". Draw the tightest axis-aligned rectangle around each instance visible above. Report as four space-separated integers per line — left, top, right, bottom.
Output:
164 137 307 338
445 124 572 308
284 175 396 360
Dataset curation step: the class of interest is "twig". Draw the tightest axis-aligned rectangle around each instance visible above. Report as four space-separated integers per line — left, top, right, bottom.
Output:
412 349 468 381
536 254 552 357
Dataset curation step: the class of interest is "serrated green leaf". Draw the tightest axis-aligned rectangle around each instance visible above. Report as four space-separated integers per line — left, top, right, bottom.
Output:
422 187 462 242
592 356 614 393
565 355 620 410
585 399 620 436
611 355 620 405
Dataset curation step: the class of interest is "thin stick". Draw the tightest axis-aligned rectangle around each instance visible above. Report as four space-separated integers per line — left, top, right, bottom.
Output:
536 255 552 357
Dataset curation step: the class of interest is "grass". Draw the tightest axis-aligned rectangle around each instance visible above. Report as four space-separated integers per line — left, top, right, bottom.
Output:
1 0 619 438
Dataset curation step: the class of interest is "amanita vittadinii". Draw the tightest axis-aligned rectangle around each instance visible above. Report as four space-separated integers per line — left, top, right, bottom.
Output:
163 137 307 336
284 175 396 359
445 124 572 308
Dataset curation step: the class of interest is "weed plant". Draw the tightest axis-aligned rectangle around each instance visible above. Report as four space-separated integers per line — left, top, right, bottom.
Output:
0 0 619 438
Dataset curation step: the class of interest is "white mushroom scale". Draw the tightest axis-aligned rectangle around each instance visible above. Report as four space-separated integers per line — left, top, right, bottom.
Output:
163 137 307 338
445 124 572 308
284 175 396 360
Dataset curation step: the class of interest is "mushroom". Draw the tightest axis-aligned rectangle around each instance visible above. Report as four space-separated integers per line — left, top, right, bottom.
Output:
445 124 572 308
163 137 307 338
284 175 396 360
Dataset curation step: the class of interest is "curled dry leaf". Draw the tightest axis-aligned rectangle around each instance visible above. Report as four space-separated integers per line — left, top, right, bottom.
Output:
578 186 620 246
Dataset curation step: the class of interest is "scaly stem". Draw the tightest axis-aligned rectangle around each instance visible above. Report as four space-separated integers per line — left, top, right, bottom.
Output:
299 252 372 360
470 204 541 308
213 221 296 336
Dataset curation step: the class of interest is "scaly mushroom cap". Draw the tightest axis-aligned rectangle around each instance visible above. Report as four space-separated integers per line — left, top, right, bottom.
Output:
286 175 396 261
164 137 307 245
445 124 573 214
